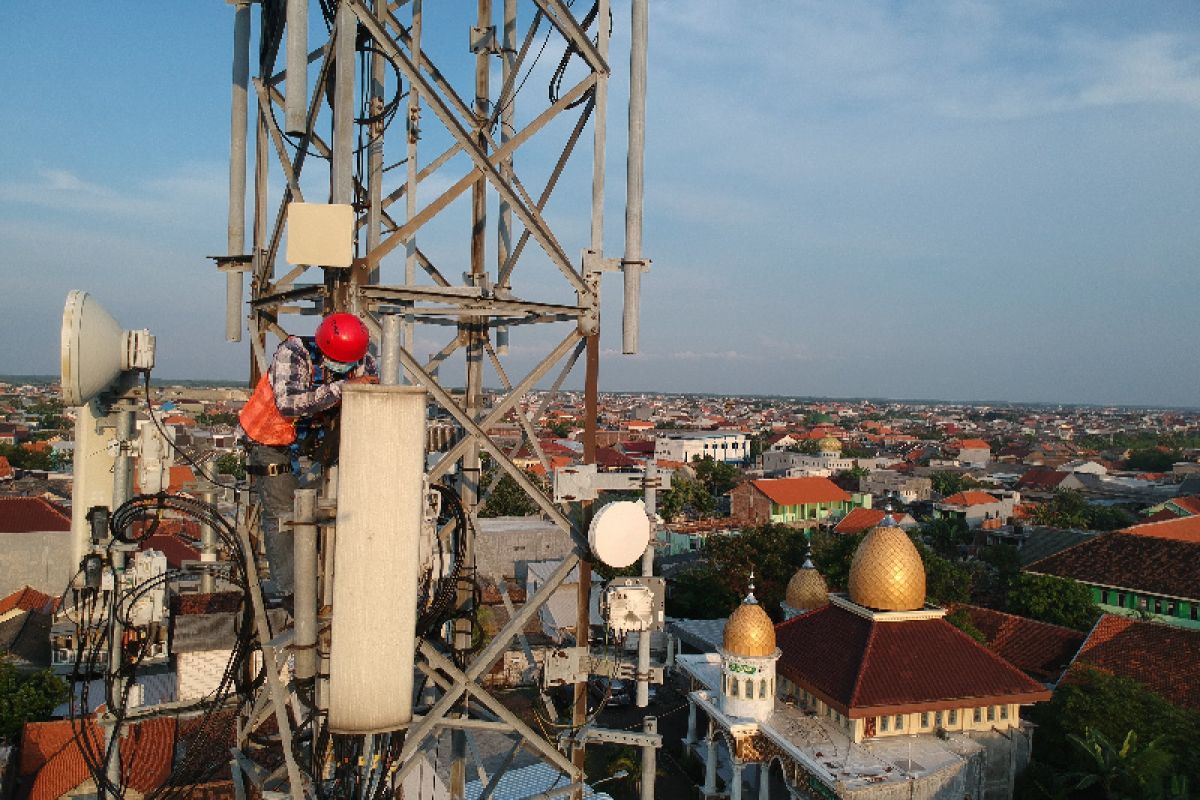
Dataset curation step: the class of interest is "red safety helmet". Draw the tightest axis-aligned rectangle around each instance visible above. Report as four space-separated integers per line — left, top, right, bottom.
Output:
314 313 370 364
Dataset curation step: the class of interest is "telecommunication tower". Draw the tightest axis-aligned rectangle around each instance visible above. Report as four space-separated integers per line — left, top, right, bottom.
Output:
213 0 656 797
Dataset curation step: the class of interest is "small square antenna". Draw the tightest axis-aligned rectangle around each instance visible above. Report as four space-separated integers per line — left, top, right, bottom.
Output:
287 203 355 268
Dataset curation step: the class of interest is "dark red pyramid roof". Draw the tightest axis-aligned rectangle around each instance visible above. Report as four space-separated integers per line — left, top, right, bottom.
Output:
775 603 1050 718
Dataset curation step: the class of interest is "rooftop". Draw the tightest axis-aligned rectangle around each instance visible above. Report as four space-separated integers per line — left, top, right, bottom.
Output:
0 497 70 533
750 477 851 507
1069 614 1200 711
775 603 1050 717
1025 531 1200 601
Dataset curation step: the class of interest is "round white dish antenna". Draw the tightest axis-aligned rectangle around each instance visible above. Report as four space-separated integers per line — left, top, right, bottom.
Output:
588 500 651 569
60 291 156 406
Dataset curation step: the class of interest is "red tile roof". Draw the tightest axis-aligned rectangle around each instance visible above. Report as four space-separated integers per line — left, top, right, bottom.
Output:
172 591 245 615
1026 532 1200 601
0 497 71 533
19 717 175 800
775 604 1050 717
1120 515 1200 544
140 532 202 569
1069 615 1200 711
956 439 991 451
0 586 55 617
751 477 851 507
832 508 888 535
595 447 636 469
952 605 1085 683
1017 468 1069 491
940 490 999 507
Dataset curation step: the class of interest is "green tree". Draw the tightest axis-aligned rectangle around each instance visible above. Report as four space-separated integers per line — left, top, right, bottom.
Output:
1126 448 1179 473
840 465 869 481
0 661 69 743
920 517 972 559
691 456 742 496
667 566 739 619
703 524 808 620
930 471 972 497
215 451 246 480
658 474 714 522
1066 728 1173 800
916 542 972 606
1006 573 1101 631
1021 668 1200 798
479 469 545 517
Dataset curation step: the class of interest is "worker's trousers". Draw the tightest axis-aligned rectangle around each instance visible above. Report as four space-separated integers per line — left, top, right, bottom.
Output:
248 443 297 596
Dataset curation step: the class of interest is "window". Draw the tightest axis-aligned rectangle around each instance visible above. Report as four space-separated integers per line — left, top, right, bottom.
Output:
1000 705 1009 721
744 679 753 698
1101 590 1110 604
895 715 904 731
1154 598 1164 615
1118 592 1126 608
881 716 890 732
949 709 958 726
1192 605 1198 622
920 712 929 729
731 677 739 697
935 711 943 728
987 706 996 722
974 708 983 723
1167 601 1177 616
760 679 767 699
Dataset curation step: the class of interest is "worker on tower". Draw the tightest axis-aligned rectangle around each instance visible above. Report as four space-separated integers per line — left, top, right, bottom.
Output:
239 313 376 599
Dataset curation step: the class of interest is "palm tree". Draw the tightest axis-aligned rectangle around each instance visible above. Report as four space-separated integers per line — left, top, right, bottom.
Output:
1065 728 1173 799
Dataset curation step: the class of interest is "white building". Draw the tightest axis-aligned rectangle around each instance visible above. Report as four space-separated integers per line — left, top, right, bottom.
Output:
654 430 749 464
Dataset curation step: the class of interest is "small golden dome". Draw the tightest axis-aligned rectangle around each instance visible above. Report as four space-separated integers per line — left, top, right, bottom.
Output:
818 435 842 452
848 525 926 611
723 597 777 657
785 562 829 611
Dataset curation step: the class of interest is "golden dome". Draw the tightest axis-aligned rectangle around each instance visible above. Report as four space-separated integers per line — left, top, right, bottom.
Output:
723 597 777 657
785 561 829 611
818 435 842 452
848 525 926 611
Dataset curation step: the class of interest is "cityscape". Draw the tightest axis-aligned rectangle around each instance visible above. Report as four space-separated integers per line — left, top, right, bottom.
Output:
2 374 1198 798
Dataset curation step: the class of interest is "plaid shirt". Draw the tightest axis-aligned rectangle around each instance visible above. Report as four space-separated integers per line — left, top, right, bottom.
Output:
269 337 376 418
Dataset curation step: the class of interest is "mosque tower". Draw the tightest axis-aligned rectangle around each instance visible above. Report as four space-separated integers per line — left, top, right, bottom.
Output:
718 575 780 722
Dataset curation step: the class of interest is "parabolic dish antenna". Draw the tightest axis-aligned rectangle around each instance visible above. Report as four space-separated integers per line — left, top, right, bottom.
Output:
588 500 651 569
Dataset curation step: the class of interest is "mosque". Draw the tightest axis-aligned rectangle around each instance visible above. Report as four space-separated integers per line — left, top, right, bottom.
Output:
675 519 1050 799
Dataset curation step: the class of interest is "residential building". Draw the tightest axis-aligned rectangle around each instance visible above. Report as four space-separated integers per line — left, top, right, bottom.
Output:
0 497 73 597
653 430 749 465
728 477 866 528
934 490 1020 529
1025 521 1200 630
859 470 932 504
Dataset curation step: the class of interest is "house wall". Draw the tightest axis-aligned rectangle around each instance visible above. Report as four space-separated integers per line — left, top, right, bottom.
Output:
0 530 73 598
654 432 749 464
1093 586 1200 630
729 484 773 525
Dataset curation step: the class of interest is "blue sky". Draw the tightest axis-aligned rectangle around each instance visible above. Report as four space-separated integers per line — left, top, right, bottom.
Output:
1 2 1198 407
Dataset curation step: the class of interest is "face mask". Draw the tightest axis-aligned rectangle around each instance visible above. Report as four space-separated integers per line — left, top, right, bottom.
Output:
323 357 355 374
